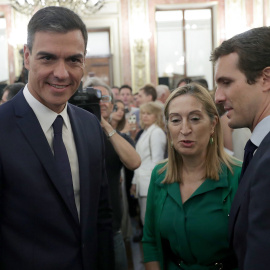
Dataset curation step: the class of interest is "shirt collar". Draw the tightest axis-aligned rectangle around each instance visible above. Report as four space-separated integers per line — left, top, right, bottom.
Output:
23 84 70 133
251 115 270 147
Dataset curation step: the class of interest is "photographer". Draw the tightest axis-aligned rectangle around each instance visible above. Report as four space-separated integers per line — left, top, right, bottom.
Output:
83 77 141 270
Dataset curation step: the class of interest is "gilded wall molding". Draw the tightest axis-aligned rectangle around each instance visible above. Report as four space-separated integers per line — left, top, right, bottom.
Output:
128 0 150 92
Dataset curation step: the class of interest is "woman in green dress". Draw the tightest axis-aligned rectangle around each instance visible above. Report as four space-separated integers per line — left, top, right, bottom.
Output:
143 83 241 270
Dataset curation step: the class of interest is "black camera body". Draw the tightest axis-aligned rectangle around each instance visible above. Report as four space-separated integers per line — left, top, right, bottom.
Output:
69 86 102 121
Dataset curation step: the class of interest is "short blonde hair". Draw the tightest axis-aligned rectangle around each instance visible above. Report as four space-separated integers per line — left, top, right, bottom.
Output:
139 102 164 130
160 83 238 184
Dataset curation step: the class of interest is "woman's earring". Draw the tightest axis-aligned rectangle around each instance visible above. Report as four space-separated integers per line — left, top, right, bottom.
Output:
209 137 214 145
170 141 174 148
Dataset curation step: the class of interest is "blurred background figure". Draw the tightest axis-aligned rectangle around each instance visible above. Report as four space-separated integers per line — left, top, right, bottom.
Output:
136 84 157 107
0 82 25 105
176 77 193 88
194 78 209 90
133 84 158 138
143 84 241 270
131 102 167 241
119 84 137 114
111 86 120 100
133 92 139 108
83 76 141 270
110 99 126 132
156 84 171 106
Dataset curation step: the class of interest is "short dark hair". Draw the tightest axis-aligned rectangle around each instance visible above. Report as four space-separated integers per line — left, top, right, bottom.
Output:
119 84 132 93
194 78 209 90
177 77 193 87
140 84 157 101
27 6 88 53
210 26 270 84
3 82 25 101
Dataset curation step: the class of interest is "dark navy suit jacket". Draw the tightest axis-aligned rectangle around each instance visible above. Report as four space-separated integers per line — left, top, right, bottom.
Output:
0 90 113 269
229 131 270 270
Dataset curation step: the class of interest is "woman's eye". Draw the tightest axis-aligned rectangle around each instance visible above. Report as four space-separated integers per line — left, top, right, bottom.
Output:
170 118 180 124
191 117 200 121
222 80 231 85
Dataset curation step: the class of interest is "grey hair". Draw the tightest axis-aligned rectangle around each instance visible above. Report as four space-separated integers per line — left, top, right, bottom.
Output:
156 84 169 98
83 77 114 104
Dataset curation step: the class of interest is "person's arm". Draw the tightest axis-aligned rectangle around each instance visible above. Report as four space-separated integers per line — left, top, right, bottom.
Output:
145 261 161 270
101 116 141 170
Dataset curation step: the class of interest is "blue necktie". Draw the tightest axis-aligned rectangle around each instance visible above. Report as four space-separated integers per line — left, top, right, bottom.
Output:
52 116 75 203
240 139 257 181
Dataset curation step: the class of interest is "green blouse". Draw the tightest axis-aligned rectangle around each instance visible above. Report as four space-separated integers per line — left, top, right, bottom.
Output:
142 161 242 270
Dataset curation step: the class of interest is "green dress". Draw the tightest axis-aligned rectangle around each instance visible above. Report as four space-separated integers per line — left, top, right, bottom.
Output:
142 161 242 270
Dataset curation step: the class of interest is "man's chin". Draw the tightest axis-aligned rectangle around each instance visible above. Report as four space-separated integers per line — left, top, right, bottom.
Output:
228 119 245 129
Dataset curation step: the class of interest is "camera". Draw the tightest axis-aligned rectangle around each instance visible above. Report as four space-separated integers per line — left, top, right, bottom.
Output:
69 85 102 121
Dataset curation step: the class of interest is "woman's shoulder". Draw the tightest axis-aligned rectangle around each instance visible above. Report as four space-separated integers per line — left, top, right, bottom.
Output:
152 161 167 176
229 158 242 174
151 125 166 137
220 159 242 188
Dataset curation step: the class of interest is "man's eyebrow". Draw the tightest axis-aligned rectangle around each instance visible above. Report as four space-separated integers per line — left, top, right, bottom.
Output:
36 52 84 59
67 54 84 59
216 76 232 83
36 51 55 57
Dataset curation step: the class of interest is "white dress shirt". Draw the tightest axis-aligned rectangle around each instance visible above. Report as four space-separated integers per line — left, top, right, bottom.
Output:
250 115 270 148
23 85 80 216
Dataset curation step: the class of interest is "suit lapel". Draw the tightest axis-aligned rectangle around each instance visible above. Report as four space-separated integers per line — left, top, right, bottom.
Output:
14 92 79 225
67 105 100 232
229 131 270 242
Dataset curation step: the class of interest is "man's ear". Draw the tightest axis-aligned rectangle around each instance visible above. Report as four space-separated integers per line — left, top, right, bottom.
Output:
24 44 30 71
262 67 270 92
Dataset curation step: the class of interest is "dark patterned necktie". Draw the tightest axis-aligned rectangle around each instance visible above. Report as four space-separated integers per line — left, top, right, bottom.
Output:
52 115 75 203
240 139 258 181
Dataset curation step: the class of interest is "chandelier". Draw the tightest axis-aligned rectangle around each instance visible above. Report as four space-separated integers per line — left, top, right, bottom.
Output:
10 0 105 16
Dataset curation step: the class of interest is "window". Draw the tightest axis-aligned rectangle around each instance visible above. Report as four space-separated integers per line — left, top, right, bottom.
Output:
156 8 214 90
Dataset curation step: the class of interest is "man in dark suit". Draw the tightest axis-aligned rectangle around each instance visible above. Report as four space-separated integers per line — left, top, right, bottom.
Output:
0 6 113 270
211 27 270 269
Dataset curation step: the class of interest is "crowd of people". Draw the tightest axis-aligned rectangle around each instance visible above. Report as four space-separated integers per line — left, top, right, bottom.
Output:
1 5 270 270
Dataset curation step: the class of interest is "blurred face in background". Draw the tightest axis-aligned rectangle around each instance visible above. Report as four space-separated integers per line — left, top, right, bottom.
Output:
0 90 9 104
95 86 113 121
141 110 157 129
137 89 152 106
111 87 120 100
133 93 139 107
111 101 125 123
120 87 132 107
